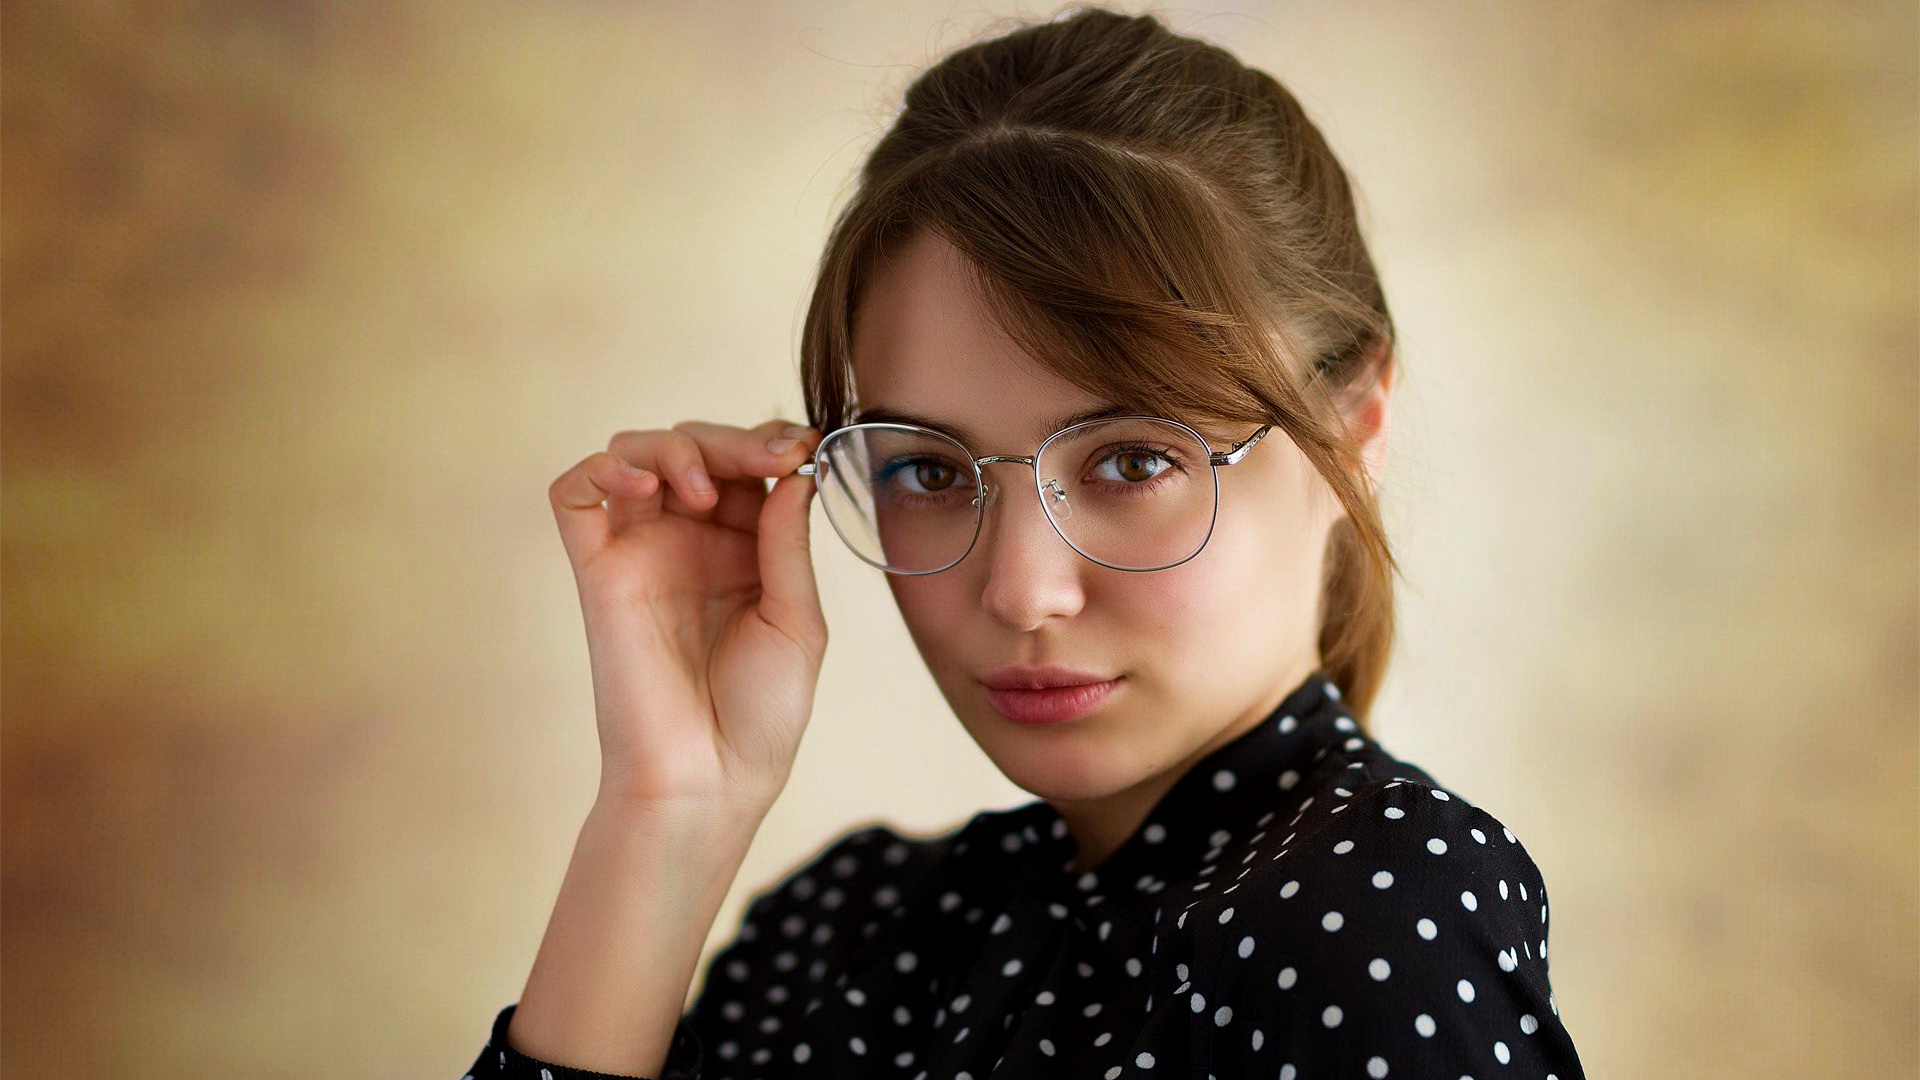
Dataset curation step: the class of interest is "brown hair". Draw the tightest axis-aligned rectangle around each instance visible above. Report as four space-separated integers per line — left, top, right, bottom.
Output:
798 4 1402 726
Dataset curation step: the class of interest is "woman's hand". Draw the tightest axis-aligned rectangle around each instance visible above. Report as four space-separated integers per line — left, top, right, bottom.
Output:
546 418 826 817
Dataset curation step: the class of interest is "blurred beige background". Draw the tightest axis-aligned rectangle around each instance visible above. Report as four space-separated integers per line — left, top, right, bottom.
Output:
3 1 1914 1076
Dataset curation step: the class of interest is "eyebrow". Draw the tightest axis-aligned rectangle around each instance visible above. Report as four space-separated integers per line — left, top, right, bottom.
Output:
847 403 1138 449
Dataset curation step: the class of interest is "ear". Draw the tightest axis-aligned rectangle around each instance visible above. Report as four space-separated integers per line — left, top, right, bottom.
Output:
1346 342 1395 496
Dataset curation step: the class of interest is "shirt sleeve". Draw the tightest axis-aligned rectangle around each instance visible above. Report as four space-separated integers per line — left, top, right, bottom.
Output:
460 1000 701 1080
1197 778 1588 1079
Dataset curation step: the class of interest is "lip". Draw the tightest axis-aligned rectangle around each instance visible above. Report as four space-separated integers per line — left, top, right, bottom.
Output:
981 674 1124 725
979 664 1118 690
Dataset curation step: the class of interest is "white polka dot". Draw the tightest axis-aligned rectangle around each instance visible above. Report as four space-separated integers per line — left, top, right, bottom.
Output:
1333 839 1355 854
1001 958 1022 976
1322 910 1344 931
1427 837 1449 854
848 1035 866 1054
1104 1068 1121 1080
1498 879 1509 900
1322 1004 1343 1027
1277 966 1298 989
1372 870 1394 889
1281 1067 1297 1080
991 912 1012 934
1430 788 1451 801
1213 769 1236 791
1278 715 1298 733
1384 806 1406 819
1280 880 1300 899
1368 957 1391 980
1252 1029 1264 1050
1279 769 1301 790
1504 826 1517 842
1414 1013 1437 1037
1214 1005 1233 1026
895 951 917 973
1521 1013 1539 1034
1219 907 1235 924
1039 1039 1055 1055
792 1043 811 1063
1471 828 1488 844
1457 978 1476 1002
1344 737 1364 750
1143 823 1167 843
1238 935 1256 958
1495 1040 1511 1064
1417 917 1438 940
845 988 866 1005
1136 1051 1156 1068
1499 947 1518 972
1367 1056 1390 1078
1189 992 1207 1013
1461 890 1478 911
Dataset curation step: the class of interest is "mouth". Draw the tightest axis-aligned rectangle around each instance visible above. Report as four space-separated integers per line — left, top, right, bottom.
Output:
981 676 1124 725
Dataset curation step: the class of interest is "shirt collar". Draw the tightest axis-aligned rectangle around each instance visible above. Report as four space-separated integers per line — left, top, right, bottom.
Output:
989 667 1353 905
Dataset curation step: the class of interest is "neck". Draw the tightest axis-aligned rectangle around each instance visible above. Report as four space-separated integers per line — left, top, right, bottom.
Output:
1052 651 1323 876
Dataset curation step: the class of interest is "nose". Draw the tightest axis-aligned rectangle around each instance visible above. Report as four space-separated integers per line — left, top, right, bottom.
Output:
971 462 1087 630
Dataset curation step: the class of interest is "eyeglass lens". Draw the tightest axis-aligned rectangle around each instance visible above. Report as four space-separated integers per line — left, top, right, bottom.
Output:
813 418 1217 573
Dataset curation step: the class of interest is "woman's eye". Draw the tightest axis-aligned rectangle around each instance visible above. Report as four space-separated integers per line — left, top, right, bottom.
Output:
1095 448 1175 484
883 457 972 494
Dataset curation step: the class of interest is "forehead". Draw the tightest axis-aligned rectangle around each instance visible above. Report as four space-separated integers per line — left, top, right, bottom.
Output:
849 230 1110 447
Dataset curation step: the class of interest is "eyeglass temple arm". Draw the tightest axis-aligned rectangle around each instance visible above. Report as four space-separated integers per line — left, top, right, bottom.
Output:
1208 424 1272 467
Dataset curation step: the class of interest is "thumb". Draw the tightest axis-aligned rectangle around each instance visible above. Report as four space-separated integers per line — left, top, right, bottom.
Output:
755 470 826 651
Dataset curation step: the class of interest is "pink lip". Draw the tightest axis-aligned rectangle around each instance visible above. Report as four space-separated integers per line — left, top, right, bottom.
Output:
983 677 1123 725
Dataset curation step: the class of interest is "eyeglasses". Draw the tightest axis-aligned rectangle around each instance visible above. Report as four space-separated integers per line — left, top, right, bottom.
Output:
789 414 1272 574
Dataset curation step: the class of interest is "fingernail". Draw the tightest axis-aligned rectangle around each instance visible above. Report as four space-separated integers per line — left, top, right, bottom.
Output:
688 466 713 493
780 425 813 441
766 436 799 454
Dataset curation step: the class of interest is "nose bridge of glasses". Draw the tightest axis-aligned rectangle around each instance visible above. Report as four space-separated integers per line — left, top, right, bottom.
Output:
971 454 1036 511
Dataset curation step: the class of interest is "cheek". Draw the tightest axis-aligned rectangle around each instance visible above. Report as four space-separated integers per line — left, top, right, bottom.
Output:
885 576 971 665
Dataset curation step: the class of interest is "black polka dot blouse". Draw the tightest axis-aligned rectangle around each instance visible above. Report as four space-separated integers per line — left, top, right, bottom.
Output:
464 669 1588 1079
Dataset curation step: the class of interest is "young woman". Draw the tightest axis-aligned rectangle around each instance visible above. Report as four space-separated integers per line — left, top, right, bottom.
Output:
465 7 1587 1079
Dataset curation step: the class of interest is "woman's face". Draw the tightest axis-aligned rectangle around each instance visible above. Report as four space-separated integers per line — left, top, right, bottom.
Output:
847 228 1365 830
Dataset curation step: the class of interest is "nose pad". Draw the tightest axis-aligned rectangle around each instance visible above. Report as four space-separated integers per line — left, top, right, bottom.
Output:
1041 477 1073 523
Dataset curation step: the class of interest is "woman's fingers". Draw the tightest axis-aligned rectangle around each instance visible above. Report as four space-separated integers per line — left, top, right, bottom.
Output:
604 419 822 529
549 450 658 565
671 419 822 531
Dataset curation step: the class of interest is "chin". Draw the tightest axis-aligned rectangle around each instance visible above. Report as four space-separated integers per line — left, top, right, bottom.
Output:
962 711 1137 800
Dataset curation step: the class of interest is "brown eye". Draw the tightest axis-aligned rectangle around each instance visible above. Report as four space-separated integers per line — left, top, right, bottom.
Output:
915 461 959 491
1114 451 1159 483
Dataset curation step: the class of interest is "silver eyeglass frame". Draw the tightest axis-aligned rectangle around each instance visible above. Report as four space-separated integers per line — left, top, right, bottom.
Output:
790 415 1273 575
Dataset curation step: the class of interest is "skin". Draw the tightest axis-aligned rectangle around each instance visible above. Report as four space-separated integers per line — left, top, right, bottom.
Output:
849 228 1394 874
